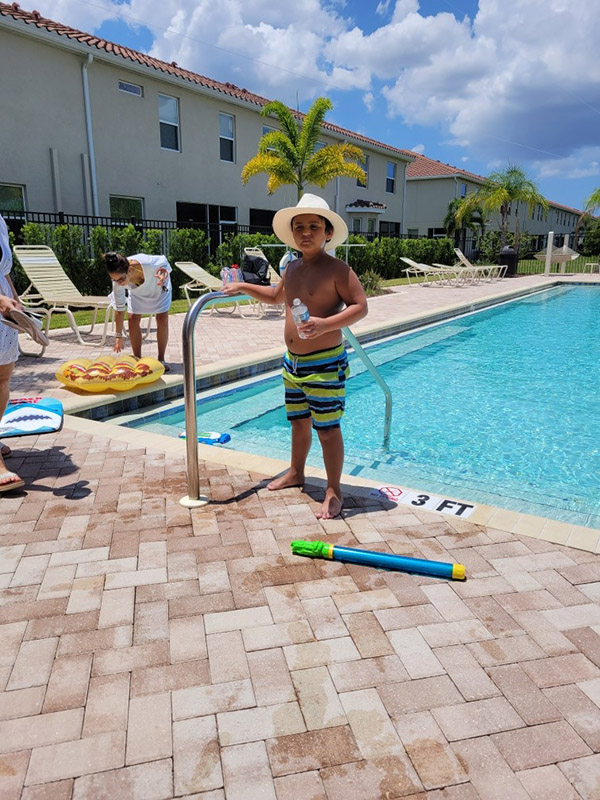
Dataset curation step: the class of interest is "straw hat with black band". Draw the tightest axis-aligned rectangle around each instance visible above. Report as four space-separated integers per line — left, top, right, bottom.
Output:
272 193 348 252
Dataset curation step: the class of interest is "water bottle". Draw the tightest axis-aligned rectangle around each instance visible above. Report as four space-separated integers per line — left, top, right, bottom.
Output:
291 297 309 338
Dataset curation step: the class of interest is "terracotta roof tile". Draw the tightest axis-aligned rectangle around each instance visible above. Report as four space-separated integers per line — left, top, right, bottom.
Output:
346 199 387 209
0 1 412 160
406 152 484 182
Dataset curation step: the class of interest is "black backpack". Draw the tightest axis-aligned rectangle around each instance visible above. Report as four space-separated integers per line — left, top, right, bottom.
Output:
241 253 270 285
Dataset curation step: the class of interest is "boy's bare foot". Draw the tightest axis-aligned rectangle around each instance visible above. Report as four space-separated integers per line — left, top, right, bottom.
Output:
267 470 304 491
316 488 343 519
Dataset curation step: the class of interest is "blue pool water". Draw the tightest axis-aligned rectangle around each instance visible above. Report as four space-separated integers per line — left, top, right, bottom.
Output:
123 286 600 528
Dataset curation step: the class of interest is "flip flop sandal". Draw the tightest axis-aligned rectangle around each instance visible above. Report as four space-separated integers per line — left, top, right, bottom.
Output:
0 309 49 347
160 362 171 374
0 444 12 457
0 471 25 493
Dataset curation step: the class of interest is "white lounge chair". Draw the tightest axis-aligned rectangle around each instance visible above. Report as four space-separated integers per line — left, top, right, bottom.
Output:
400 256 461 286
174 261 240 314
454 248 506 281
13 245 112 345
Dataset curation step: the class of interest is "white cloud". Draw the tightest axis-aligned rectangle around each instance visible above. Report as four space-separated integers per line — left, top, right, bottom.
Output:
29 0 600 183
411 143 425 154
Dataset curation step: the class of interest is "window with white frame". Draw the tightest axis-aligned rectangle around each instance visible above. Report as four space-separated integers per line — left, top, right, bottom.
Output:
460 183 467 197
220 113 235 162
262 125 276 151
352 218 361 233
386 161 396 193
314 141 326 151
367 218 375 234
109 195 144 220
0 183 26 212
158 94 180 151
119 80 143 97
357 155 369 188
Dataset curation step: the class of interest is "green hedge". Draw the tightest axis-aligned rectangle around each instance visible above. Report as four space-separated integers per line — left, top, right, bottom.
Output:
10 223 209 298
10 221 456 296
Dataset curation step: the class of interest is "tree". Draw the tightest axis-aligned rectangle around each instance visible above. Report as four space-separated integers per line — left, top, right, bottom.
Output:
456 164 548 250
443 197 485 242
241 97 366 200
574 187 600 242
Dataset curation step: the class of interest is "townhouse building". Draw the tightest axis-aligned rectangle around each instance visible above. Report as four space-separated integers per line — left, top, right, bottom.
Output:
0 3 412 244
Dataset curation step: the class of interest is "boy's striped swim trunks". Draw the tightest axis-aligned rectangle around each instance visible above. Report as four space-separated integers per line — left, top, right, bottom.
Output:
282 343 350 430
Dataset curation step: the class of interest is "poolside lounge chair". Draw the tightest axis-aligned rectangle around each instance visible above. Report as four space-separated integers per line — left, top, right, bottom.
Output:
174 261 233 309
13 245 112 345
241 247 284 318
399 256 460 286
454 248 506 281
174 261 261 317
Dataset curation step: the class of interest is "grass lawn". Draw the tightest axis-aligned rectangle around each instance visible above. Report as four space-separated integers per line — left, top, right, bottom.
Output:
45 297 238 330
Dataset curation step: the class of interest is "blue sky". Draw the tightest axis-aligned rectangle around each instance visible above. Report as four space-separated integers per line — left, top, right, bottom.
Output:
38 0 600 211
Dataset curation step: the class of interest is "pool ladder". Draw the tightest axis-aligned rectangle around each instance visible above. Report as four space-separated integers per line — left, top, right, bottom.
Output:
180 291 393 507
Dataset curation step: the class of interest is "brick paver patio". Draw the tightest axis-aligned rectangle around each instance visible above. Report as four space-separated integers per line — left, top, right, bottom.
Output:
1 274 600 798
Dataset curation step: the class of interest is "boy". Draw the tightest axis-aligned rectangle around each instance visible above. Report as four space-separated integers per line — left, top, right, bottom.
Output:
222 194 367 518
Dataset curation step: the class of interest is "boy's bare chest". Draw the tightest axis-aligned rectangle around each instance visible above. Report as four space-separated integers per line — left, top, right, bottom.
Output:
285 266 337 306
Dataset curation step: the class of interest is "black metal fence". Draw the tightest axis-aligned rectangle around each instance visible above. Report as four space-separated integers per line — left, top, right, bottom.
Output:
0 208 281 257
1 208 424 254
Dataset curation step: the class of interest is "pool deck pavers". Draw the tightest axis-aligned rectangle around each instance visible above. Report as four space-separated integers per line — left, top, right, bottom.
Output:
2 273 600 798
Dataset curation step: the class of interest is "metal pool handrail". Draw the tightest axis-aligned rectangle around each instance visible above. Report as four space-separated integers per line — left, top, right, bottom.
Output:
342 327 392 444
180 292 393 506
180 291 224 507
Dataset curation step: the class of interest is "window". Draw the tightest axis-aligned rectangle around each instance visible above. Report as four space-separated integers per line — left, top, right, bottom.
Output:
380 221 400 237
118 80 143 97
460 183 467 197
352 218 362 233
367 218 375 234
219 113 235 162
109 195 144 219
357 155 369 188
407 228 419 237
261 125 277 152
249 208 275 230
314 141 326 151
158 94 180 151
0 184 25 212
386 162 396 193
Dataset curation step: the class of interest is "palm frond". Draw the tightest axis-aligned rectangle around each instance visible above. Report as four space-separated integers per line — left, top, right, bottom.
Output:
298 97 333 158
241 153 296 188
260 101 299 147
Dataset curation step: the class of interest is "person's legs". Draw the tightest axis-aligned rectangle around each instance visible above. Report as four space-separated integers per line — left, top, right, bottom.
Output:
267 416 312 490
128 314 142 357
0 361 22 488
156 311 169 364
315 425 344 518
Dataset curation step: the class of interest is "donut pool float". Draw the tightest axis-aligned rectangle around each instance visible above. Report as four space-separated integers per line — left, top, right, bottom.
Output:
56 355 165 392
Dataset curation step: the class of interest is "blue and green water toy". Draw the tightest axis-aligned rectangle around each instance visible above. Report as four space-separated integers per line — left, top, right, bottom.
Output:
290 539 466 581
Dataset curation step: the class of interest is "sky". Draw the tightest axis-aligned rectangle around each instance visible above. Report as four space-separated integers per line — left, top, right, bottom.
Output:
33 0 600 211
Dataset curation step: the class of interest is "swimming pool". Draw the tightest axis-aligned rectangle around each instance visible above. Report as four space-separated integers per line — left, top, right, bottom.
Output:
121 285 600 528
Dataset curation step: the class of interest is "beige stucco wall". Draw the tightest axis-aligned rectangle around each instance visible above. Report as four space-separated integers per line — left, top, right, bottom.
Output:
0 20 409 231
405 175 578 239
0 29 90 212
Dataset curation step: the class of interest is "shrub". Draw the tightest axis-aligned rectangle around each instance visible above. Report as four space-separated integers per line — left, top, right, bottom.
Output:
360 269 384 296
109 224 143 256
21 222 52 246
142 229 164 255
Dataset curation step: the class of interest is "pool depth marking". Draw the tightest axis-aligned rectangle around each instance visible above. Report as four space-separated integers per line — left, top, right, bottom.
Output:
370 485 476 518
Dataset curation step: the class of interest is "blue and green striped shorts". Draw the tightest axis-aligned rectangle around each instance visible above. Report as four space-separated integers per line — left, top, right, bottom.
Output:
282 344 350 430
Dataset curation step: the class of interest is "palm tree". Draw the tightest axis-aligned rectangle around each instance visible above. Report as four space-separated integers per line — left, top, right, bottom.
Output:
443 197 485 242
574 187 600 243
241 97 366 200
456 164 548 250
